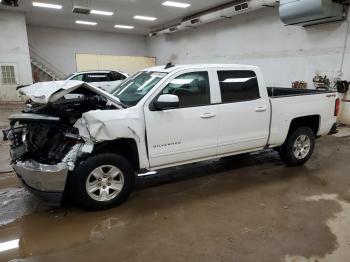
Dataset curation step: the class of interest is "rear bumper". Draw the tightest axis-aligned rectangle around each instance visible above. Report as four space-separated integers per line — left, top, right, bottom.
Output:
13 160 69 206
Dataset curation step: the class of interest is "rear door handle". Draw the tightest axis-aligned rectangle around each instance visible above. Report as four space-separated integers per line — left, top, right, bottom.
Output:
200 113 216 119
255 106 267 112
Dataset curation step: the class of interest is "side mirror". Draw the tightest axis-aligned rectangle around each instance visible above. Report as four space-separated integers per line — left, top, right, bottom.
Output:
153 94 179 110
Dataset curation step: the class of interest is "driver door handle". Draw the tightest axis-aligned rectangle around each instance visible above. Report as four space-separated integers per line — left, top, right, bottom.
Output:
255 106 267 112
200 113 216 119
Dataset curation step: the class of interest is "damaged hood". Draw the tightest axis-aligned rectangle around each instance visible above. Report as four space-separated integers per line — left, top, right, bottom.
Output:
19 80 123 108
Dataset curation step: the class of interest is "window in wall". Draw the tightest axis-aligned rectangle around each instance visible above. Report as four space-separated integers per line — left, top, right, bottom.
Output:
160 71 211 107
0 65 17 85
217 70 260 103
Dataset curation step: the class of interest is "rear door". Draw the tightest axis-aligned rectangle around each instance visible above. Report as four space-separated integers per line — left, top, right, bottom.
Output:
144 70 219 168
215 69 270 155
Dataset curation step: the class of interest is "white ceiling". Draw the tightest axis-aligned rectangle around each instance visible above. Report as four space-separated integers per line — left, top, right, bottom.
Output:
0 0 234 34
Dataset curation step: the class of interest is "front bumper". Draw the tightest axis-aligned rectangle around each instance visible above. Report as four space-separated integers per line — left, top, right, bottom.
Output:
13 160 69 206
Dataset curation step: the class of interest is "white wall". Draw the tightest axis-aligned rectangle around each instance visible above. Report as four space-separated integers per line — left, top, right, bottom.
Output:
147 7 350 89
27 25 149 77
0 10 32 101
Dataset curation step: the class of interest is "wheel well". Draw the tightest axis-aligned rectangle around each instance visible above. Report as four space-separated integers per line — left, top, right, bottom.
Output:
92 138 140 171
288 115 320 137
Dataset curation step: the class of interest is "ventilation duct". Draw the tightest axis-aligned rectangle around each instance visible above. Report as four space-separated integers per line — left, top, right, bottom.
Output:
72 5 91 15
279 0 346 27
150 0 277 36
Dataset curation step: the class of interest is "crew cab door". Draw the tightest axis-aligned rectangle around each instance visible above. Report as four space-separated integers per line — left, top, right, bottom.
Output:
215 69 270 154
144 70 219 168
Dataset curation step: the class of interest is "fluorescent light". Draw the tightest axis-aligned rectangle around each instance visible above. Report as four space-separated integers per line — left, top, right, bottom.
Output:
0 239 19 253
134 15 157 21
90 10 114 16
75 20 97 26
114 25 135 29
32 2 62 9
162 1 191 8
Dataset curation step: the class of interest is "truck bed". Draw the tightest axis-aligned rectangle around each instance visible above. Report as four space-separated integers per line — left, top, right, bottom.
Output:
267 87 329 98
266 87 337 148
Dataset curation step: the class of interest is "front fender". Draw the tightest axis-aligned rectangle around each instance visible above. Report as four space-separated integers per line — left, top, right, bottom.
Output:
74 107 150 169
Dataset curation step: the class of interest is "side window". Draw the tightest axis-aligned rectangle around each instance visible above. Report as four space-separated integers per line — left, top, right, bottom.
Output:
71 74 84 81
83 73 111 82
161 71 210 107
109 71 127 81
217 70 260 103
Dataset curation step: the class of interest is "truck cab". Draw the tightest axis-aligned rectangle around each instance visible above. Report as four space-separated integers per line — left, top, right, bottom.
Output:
137 64 271 168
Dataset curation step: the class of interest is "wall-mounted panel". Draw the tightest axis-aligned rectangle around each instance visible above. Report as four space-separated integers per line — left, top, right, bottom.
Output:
76 54 156 74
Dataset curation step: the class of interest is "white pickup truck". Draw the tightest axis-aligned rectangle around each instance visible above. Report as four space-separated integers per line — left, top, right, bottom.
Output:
3 64 339 209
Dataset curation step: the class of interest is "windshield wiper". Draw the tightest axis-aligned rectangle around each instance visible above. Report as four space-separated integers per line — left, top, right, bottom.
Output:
113 97 128 108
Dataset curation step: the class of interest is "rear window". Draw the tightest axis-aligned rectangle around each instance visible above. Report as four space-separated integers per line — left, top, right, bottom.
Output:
83 73 111 82
217 70 260 103
110 71 127 81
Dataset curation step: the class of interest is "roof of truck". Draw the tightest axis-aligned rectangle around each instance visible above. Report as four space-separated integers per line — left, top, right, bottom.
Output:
143 64 258 73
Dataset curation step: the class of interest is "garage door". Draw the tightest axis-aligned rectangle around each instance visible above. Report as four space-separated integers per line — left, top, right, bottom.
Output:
75 54 156 75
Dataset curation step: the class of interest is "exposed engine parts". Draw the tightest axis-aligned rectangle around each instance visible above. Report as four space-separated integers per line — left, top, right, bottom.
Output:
3 94 115 165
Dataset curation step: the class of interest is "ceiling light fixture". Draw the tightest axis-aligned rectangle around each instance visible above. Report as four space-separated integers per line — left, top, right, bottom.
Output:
75 20 97 26
162 1 191 8
114 25 135 29
90 10 114 16
32 1 62 9
134 15 157 21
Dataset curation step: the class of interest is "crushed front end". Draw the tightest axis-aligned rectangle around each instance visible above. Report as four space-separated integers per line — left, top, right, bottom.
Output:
3 114 68 205
3 82 119 205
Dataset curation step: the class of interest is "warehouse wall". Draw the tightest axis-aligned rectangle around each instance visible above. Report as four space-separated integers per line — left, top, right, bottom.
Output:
27 25 149 77
147 7 350 89
0 10 32 101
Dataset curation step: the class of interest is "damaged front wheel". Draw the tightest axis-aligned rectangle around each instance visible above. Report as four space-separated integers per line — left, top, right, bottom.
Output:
72 153 135 210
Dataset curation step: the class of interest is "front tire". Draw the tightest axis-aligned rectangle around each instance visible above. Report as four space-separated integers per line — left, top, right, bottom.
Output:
72 153 135 210
279 126 315 166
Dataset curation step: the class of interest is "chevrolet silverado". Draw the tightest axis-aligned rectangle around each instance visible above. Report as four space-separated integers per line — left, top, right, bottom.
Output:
3 64 339 209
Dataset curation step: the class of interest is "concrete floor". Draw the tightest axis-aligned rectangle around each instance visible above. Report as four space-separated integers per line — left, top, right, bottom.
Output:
1 104 350 262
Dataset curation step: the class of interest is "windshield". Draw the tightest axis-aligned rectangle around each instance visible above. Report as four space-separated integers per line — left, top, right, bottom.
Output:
111 71 167 107
64 74 74 80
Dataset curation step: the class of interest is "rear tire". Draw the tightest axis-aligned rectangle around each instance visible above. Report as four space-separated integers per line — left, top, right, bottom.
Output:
72 153 135 210
279 126 315 166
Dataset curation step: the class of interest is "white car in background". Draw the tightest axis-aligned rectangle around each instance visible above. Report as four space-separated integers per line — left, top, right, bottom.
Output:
65 70 129 92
